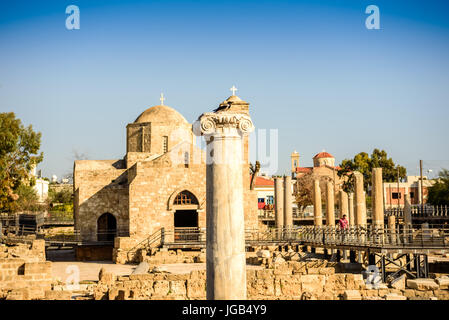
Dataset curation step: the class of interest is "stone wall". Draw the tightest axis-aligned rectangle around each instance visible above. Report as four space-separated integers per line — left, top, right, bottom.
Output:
127 151 207 240
92 261 449 300
0 239 46 262
0 240 53 300
74 159 129 241
0 259 53 300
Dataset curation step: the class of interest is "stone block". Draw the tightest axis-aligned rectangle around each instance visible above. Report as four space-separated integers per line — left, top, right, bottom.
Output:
256 250 271 259
280 277 301 297
436 277 449 289
186 280 206 299
129 274 154 281
5 288 29 300
169 280 186 296
247 279 275 297
24 262 52 275
301 275 325 293
343 290 362 300
325 274 346 291
256 269 273 279
318 267 335 275
44 290 72 300
99 268 116 285
407 279 439 291
389 274 406 290
384 293 407 300
153 280 170 296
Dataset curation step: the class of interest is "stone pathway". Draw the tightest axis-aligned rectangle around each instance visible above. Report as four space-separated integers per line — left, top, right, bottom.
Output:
52 261 136 282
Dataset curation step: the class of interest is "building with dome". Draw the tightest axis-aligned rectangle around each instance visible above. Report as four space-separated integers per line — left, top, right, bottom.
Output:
291 150 343 190
73 95 257 261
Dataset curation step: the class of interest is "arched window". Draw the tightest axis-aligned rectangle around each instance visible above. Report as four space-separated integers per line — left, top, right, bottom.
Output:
174 190 198 205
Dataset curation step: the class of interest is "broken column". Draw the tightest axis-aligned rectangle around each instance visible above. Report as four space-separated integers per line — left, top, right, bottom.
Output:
388 215 396 244
313 179 322 226
283 175 293 229
340 190 349 220
404 194 412 227
404 194 413 244
348 192 355 226
348 192 356 262
194 108 254 300
372 168 384 244
372 168 384 227
326 181 335 226
354 171 367 227
325 181 335 255
339 190 349 258
274 177 284 229
354 171 367 251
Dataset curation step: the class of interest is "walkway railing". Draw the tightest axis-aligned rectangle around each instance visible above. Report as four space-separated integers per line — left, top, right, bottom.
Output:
385 205 449 218
297 224 449 248
154 225 449 249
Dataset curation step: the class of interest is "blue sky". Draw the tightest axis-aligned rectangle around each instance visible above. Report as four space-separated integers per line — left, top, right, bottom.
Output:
1 0 449 179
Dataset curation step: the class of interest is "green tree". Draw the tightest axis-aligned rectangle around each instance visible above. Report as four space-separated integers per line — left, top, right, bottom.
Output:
428 169 449 206
338 148 406 193
0 112 43 211
295 172 332 210
12 184 46 213
48 188 73 205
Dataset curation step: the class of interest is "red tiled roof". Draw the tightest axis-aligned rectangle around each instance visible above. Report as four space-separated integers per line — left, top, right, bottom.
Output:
313 152 334 159
254 176 274 187
296 165 341 173
296 167 313 173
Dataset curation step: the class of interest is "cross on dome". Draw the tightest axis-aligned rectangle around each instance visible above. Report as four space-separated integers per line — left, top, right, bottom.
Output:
160 93 165 105
230 85 238 96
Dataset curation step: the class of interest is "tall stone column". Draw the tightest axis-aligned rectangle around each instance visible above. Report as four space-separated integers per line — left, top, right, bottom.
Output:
313 179 322 226
274 177 284 229
194 110 254 300
404 194 412 227
372 168 384 227
340 190 349 219
283 176 293 228
354 172 367 227
326 181 335 226
348 193 355 226
404 194 412 244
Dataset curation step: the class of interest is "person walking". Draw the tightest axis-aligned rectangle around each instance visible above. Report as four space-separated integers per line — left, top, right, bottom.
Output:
338 214 349 242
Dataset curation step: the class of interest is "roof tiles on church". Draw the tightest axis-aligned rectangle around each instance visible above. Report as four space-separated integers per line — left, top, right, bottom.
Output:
254 176 274 187
296 167 313 173
313 152 334 159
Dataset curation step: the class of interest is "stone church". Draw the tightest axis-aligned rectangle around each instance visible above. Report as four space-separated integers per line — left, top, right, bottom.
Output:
73 94 257 254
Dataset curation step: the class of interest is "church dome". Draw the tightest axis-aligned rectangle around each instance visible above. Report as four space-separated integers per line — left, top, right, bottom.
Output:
134 105 189 125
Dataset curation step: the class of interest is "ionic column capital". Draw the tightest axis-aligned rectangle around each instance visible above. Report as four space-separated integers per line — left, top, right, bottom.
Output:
193 112 254 136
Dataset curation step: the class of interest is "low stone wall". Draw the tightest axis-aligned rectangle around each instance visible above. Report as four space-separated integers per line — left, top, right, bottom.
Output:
141 249 205 265
113 237 206 264
0 259 53 300
0 239 46 262
112 237 140 264
0 240 57 300
91 261 449 300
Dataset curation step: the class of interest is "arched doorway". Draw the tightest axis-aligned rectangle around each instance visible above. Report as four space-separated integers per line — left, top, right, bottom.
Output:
173 190 199 241
97 213 117 242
